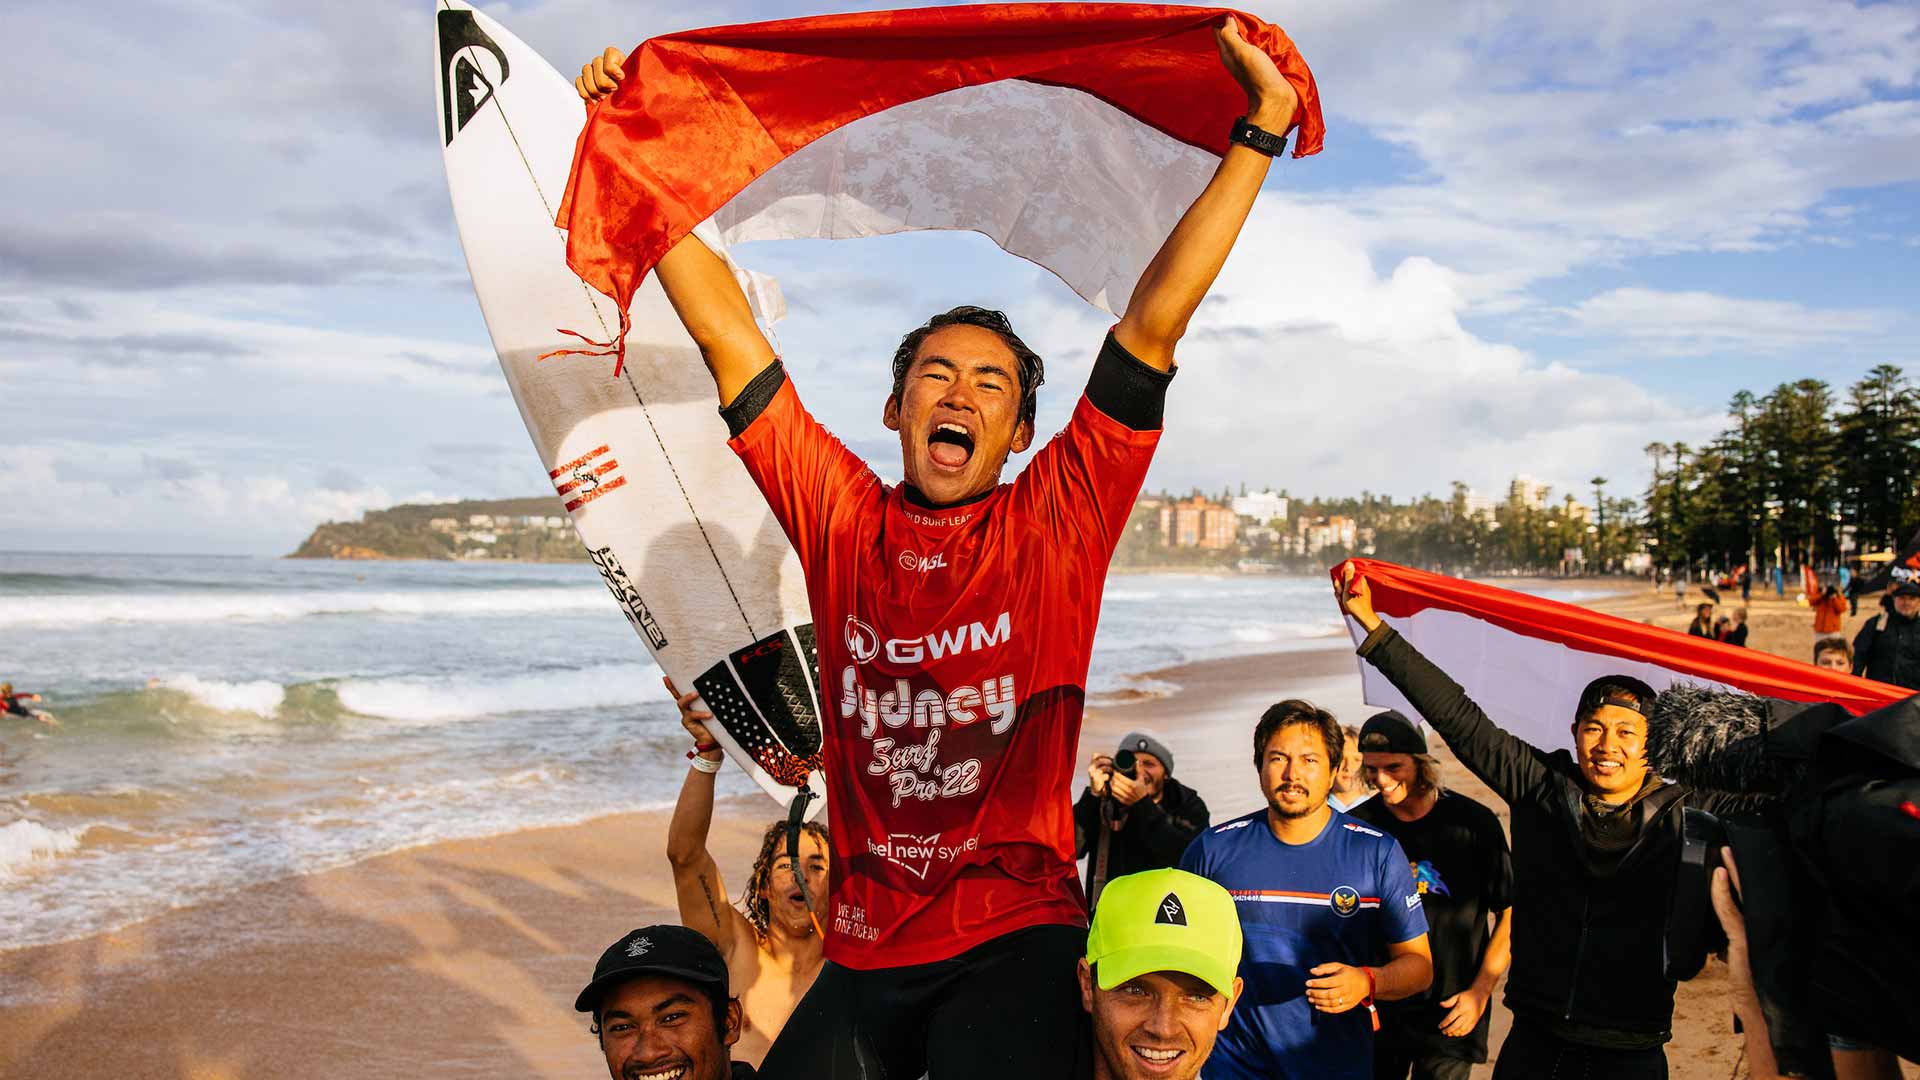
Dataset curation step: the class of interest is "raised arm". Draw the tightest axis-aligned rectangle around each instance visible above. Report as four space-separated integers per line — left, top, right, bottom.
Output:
662 677 755 962
1113 20 1300 371
577 49 776 406
1340 564 1557 805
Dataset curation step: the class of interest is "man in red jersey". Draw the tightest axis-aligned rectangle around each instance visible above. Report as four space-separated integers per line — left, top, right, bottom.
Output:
578 21 1300 1078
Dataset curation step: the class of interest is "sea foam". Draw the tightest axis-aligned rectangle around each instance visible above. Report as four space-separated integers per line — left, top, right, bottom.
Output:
334 661 661 723
0 820 90 876
0 587 612 627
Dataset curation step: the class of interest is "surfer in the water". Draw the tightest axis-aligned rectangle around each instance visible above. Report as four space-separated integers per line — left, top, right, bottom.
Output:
581 22 1301 1077
1 683 58 728
665 676 829 1070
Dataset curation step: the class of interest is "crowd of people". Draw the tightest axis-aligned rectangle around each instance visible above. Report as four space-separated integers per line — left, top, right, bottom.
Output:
564 28 1915 1080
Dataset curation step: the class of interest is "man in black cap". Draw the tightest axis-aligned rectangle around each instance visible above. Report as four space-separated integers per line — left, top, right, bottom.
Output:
1852 580 1920 690
576 924 756 1080
1340 564 1767 1079
1077 731 1210 909
1348 710 1513 1080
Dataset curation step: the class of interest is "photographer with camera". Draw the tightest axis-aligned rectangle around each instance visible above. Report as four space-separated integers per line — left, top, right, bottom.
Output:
1339 564 1769 1079
1076 732 1210 910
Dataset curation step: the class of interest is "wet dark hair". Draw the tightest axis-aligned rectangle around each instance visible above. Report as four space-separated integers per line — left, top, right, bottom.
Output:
1253 699 1343 774
1575 675 1657 725
890 306 1045 428
743 818 830 937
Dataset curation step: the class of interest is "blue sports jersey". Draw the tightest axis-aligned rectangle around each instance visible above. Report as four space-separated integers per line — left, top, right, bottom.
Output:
1179 808 1427 1080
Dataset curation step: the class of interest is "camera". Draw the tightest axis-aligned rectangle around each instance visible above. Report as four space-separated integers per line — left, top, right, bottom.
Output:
1113 748 1138 781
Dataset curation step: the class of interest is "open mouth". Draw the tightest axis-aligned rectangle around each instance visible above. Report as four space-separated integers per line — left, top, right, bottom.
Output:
786 888 806 906
1589 759 1624 778
926 421 976 471
626 1064 688 1080
1130 1045 1185 1073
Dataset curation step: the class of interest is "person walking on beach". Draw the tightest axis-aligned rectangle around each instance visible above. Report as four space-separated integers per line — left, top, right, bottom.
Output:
1077 732 1210 910
1329 724 1375 812
1852 582 1920 690
1349 710 1513 1080
1686 602 1715 638
576 924 759 1080
1718 607 1749 648
1179 700 1433 1080
1813 586 1849 635
578 21 1305 1078
1339 563 1767 1079
664 678 828 1068
0 683 57 728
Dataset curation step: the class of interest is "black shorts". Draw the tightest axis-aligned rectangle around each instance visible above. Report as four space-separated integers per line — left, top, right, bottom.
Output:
757 923 1090 1080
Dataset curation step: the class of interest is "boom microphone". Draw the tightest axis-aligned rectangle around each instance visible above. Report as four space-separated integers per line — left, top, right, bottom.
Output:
1646 684 1849 794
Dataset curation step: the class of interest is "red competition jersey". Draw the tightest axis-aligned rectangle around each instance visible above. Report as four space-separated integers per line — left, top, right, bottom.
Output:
729 344 1162 969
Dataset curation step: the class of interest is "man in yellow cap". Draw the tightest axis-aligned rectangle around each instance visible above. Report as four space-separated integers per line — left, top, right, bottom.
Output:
1081 868 1245 1080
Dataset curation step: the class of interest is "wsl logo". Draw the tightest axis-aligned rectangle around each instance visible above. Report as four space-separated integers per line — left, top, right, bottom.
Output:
438 10 510 147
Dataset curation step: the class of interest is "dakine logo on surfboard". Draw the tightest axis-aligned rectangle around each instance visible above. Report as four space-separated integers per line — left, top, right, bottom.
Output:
550 444 627 512
587 545 668 650
437 10 510 147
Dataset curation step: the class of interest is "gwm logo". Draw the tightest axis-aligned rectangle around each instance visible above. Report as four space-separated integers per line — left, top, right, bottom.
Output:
843 612 1012 665
437 9 510 147
898 549 948 573
845 616 882 664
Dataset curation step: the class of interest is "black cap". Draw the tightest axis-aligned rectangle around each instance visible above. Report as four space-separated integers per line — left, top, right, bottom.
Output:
1577 675 1656 719
575 924 729 1013
1891 579 1920 597
1358 710 1427 756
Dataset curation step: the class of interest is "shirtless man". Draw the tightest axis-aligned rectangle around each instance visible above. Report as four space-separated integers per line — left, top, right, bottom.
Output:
664 677 828 1069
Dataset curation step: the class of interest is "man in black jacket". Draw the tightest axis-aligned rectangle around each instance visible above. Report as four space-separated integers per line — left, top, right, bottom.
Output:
1852 581 1920 690
1075 732 1210 910
1339 565 1763 1080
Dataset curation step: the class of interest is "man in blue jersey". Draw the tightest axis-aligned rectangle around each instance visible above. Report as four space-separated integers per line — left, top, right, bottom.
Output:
1181 699 1432 1080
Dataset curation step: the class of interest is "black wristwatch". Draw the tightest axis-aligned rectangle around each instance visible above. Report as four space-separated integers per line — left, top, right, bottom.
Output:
1228 115 1287 157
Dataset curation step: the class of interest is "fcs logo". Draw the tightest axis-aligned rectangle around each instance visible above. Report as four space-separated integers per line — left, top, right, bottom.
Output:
1330 886 1361 918
898 549 948 573
845 617 881 664
436 10 510 147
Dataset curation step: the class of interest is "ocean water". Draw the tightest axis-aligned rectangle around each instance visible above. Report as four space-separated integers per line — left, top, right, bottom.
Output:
0 551 1592 953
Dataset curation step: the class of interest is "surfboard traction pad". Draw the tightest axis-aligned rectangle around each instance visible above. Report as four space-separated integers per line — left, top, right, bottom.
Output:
694 625 824 787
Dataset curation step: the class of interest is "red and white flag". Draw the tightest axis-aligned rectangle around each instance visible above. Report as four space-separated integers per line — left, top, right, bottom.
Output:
555 3 1324 348
1333 558 1911 754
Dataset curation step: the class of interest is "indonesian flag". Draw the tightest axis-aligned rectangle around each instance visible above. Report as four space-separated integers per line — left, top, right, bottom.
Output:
554 3 1324 351
1332 558 1912 754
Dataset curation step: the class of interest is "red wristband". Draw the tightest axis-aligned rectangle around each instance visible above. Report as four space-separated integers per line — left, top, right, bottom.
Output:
1361 966 1379 1032
687 742 721 759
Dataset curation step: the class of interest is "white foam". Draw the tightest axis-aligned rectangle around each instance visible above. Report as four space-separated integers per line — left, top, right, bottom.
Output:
335 661 660 722
154 674 287 716
0 587 612 627
0 820 90 876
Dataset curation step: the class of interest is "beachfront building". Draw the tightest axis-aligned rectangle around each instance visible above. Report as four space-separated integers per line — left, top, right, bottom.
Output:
1284 515 1358 557
1160 496 1239 549
1231 489 1289 526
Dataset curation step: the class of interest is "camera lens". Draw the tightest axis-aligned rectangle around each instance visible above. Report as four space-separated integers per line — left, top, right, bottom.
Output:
1114 748 1137 779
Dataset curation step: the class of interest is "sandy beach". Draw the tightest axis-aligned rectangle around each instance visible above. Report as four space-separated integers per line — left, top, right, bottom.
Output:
1 576 1907 1079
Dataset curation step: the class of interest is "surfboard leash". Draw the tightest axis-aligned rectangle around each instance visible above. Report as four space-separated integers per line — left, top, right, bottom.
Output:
786 785 825 939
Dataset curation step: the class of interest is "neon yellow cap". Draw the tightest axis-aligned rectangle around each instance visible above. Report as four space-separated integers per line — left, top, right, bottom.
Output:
1085 868 1242 995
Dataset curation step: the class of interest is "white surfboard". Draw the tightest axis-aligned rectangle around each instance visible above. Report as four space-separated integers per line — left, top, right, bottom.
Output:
433 0 825 817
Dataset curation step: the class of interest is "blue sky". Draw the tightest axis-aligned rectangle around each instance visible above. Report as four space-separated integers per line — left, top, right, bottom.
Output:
2 0 1915 554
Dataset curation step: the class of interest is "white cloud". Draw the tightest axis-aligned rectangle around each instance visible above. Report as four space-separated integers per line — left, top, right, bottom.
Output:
1559 287 1896 357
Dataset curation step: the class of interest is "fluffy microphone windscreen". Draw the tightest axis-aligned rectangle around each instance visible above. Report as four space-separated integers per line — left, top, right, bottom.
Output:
1647 684 1794 793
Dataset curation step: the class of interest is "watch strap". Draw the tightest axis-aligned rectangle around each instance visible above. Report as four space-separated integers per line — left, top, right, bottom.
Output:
1229 115 1287 157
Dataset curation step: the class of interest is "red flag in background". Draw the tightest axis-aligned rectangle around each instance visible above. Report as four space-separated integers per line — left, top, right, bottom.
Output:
1332 558 1909 754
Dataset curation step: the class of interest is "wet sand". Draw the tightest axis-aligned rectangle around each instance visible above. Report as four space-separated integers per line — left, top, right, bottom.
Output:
0 577 1906 1078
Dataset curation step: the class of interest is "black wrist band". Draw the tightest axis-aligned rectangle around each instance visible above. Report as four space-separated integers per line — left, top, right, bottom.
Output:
1229 115 1287 157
